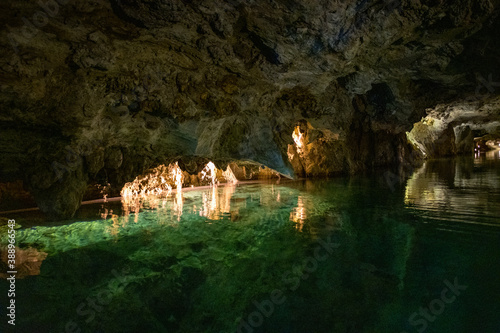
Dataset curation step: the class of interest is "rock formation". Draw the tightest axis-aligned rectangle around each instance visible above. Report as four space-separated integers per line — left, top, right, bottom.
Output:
1 0 499 218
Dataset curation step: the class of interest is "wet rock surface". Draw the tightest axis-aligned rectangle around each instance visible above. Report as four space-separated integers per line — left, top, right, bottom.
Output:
1 0 500 218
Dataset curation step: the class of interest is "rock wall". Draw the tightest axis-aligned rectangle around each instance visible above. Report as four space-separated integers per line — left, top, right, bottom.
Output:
455 125 475 155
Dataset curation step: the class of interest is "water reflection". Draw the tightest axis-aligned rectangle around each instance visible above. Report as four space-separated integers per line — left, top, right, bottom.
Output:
106 212 121 236
475 147 500 160
404 161 449 206
174 187 183 221
198 184 237 220
3 159 500 333
0 247 48 279
404 158 500 228
485 149 500 159
290 196 307 231
103 180 314 233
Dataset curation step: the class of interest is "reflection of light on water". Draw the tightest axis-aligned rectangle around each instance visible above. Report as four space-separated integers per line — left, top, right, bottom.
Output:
271 184 281 202
201 185 217 219
113 161 293 228
475 149 500 160
106 213 121 236
100 207 111 220
199 184 237 220
173 164 184 221
290 196 307 232
222 185 235 214
404 163 427 205
405 174 448 207
120 163 184 216
117 161 243 225
403 159 500 228
1 247 48 279
102 208 130 236
174 190 183 221
485 149 500 160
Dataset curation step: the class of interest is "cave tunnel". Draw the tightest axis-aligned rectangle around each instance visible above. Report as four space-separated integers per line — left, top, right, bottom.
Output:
1 1 500 332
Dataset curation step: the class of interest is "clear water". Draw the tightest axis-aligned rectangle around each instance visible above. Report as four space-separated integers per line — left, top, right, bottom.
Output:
1 156 500 333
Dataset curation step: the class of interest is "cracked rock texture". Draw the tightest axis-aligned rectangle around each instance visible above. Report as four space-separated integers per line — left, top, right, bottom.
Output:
1 0 500 218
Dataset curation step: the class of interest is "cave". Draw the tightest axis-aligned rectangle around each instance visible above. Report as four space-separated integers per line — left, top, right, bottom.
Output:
1 0 500 332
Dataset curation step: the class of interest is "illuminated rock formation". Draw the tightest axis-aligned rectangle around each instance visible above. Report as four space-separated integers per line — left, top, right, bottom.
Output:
0 0 499 218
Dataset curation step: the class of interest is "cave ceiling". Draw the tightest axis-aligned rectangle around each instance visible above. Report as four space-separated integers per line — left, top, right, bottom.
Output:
1 0 499 218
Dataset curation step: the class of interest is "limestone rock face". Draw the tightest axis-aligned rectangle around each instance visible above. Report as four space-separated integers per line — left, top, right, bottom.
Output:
1 0 500 218
408 121 457 157
407 96 500 157
455 125 475 155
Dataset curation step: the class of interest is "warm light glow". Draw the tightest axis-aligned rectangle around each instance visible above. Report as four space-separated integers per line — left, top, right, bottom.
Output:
201 161 218 186
223 165 238 184
221 184 236 214
292 126 304 154
120 162 184 216
173 191 183 221
201 186 217 219
106 213 121 236
287 145 295 161
173 162 184 220
198 183 237 220
197 163 239 219
290 196 307 232
119 161 241 221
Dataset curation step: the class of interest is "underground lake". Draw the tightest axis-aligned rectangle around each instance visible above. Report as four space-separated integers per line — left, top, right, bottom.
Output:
2 1 500 331
1 156 499 333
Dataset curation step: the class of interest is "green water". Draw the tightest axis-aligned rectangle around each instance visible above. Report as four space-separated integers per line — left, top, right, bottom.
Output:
1 157 500 333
